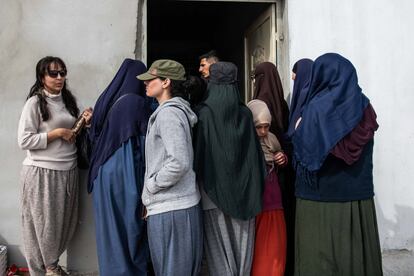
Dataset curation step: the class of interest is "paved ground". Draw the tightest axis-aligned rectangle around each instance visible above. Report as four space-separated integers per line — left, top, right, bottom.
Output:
383 249 414 276
67 250 414 275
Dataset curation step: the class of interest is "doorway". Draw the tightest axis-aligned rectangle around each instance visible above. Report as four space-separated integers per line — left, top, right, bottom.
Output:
143 0 284 101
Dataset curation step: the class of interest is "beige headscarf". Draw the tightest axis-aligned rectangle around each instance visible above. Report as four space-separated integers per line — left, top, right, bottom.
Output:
247 99 282 164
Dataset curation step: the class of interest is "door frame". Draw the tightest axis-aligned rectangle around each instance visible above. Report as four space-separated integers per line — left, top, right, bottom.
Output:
244 3 277 101
137 0 289 95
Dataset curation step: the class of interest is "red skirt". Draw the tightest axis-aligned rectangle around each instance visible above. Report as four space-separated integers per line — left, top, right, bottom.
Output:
251 210 287 276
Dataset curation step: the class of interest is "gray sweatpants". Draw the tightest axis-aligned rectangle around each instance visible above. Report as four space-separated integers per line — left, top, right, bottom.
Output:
203 208 255 276
20 166 79 276
147 204 203 276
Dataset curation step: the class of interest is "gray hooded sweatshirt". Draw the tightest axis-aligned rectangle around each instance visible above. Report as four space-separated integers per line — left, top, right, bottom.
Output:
142 97 200 216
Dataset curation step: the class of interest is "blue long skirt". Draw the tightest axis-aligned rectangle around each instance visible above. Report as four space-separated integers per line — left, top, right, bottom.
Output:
93 138 148 276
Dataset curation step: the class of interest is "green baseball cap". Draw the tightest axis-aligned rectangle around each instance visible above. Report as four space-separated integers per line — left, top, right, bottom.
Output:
137 59 186 81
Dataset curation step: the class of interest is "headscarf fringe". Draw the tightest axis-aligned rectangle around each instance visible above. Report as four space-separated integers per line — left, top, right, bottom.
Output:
293 155 317 189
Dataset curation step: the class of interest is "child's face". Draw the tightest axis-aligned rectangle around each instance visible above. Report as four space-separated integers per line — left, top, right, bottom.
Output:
255 123 270 138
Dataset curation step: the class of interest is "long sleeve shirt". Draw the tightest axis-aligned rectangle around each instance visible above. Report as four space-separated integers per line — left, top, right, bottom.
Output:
17 92 77 171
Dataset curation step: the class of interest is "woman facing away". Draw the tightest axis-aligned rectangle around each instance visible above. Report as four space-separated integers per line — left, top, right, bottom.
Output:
137 59 204 276
18 56 92 276
292 53 382 275
88 59 152 276
194 61 266 276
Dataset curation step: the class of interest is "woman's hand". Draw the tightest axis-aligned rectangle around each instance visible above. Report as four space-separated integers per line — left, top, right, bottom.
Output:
60 128 76 143
274 151 287 166
47 128 76 144
82 107 93 126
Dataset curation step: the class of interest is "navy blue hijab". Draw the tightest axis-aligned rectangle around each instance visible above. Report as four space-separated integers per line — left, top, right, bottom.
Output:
88 59 151 192
286 58 313 138
292 53 369 181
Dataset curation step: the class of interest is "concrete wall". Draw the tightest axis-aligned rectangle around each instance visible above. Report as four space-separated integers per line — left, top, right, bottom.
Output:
1 0 413 274
0 0 139 273
287 0 414 270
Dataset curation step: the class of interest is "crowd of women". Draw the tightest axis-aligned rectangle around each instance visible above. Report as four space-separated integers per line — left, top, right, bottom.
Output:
17 52 382 276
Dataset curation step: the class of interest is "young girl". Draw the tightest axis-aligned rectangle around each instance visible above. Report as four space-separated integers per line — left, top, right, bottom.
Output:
247 99 287 276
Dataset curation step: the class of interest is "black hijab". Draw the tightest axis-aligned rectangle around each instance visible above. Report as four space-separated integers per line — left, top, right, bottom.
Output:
253 62 290 141
194 62 265 220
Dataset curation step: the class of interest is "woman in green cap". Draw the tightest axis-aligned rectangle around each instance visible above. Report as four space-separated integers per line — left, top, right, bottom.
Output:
138 59 205 276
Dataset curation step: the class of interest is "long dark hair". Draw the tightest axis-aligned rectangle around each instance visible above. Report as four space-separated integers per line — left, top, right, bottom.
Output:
167 76 207 107
27 56 79 121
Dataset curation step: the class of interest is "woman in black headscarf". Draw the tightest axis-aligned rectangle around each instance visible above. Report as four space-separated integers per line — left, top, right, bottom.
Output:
292 53 382 275
253 62 290 140
194 62 266 275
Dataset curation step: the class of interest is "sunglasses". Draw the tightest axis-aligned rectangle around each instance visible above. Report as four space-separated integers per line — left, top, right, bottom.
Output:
47 70 67 78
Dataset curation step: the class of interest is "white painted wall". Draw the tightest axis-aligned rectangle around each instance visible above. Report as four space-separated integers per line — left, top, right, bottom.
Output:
0 0 139 272
287 0 414 252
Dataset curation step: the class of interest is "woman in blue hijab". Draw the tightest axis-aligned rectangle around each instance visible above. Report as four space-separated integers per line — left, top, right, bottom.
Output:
286 58 313 139
292 53 382 275
88 59 151 276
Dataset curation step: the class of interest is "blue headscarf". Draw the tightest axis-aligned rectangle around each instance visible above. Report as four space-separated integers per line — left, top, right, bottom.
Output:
286 58 313 138
292 53 369 185
88 59 151 192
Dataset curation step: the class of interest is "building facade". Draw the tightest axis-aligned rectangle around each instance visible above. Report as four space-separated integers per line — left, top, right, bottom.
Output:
1 0 413 274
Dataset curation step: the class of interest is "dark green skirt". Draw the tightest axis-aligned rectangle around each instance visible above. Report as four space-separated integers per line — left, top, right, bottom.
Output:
295 198 383 276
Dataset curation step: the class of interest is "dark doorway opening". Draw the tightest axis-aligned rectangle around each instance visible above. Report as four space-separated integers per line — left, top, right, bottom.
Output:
147 0 271 98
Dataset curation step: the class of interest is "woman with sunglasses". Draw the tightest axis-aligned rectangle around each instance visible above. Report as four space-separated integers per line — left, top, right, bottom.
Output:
18 56 92 276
